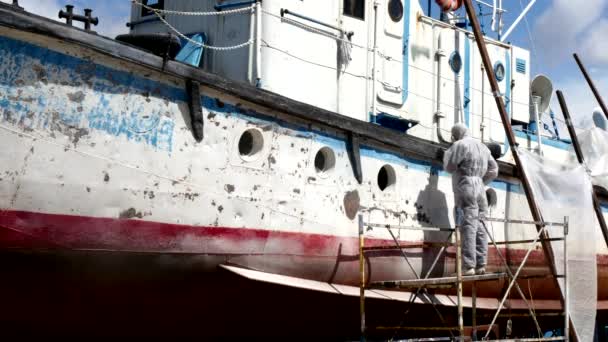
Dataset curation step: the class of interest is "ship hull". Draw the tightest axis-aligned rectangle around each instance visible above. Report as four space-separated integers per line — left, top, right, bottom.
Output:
0 5 607 338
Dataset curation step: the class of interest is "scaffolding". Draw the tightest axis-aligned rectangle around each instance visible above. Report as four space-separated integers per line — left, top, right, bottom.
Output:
358 214 570 341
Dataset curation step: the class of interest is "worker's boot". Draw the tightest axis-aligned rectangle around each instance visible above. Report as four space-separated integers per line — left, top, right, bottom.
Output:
463 268 475 276
475 267 486 275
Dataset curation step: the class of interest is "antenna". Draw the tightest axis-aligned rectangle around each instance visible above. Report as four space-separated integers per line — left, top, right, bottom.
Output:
501 0 537 41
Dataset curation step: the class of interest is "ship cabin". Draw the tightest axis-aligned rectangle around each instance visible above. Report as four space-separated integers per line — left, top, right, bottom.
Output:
128 0 538 159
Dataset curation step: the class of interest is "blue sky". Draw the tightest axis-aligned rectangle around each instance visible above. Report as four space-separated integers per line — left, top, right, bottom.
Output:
2 0 607 124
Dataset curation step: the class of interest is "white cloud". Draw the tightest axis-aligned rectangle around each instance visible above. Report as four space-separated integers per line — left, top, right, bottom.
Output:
1 0 129 38
533 0 608 66
579 19 608 66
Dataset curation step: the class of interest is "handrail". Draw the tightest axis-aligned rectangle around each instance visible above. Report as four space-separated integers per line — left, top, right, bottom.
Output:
126 15 163 28
280 8 353 39
214 0 256 11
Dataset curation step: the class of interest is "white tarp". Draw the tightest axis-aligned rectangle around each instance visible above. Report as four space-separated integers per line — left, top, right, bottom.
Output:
577 127 608 191
518 147 597 342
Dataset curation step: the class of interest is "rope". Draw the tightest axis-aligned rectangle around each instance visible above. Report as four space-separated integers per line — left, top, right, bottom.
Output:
132 0 252 16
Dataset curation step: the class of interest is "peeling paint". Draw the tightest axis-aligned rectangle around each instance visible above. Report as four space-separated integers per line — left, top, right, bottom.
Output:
119 207 143 219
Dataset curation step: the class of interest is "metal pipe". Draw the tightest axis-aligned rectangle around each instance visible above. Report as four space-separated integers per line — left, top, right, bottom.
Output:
214 0 256 11
480 222 543 335
532 95 543 154
501 0 537 41
564 216 569 342
456 225 464 340
366 223 456 232
419 15 512 49
247 4 255 84
371 2 379 119
463 0 564 313
435 27 450 144
126 15 163 29
472 282 477 341
255 1 262 86
481 63 486 142
556 90 608 250
484 226 547 340
358 215 366 341
573 53 608 121
281 8 353 39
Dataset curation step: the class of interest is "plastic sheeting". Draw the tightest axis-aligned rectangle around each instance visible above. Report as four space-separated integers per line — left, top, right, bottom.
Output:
577 127 608 191
518 147 597 342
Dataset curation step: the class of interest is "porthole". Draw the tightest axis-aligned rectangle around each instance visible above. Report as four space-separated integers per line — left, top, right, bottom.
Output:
377 164 396 191
449 51 462 74
314 147 336 173
494 61 505 82
238 128 264 161
388 0 403 22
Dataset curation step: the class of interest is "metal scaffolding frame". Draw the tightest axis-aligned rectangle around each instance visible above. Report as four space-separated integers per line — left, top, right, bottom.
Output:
358 215 569 341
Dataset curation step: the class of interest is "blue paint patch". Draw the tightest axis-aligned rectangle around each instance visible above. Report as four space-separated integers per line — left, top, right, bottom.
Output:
0 35 528 197
402 0 411 105
0 35 180 152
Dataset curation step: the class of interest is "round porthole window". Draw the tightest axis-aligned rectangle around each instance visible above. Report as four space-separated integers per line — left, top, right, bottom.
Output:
377 165 396 191
238 128 264 161
314 147 336 174
494 61 506 82
449 51 462 74
388 0 403 22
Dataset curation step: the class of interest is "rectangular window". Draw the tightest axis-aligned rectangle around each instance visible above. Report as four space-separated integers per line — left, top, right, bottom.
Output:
141 0 164 17
344 0 364 20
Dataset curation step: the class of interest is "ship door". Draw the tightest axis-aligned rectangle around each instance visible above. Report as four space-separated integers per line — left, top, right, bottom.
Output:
338 0 371 120
377 0 409 107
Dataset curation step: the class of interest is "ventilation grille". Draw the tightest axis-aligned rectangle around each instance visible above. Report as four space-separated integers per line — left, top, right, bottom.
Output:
516 58 526 74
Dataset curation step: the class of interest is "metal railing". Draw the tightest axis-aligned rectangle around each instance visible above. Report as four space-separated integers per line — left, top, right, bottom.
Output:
358 215 569 341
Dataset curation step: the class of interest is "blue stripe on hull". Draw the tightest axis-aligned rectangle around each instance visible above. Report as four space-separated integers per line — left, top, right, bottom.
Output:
0 34 604 208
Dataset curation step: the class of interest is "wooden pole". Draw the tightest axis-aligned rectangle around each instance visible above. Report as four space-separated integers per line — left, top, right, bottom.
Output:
462 1 574 339
573 54 608 120
556 90 608 248
462 0 561 287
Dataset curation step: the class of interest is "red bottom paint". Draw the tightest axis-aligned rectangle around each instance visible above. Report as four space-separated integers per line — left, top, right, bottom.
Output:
0 210 607 309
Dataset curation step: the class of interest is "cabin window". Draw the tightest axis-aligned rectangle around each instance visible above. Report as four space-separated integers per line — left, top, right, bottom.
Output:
388 0 404 22
449 51 462 74
494 61 506 82
141 0 164 17
344 0 365 20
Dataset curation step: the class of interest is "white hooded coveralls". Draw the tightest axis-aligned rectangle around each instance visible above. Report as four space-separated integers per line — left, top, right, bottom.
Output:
443 124 498 270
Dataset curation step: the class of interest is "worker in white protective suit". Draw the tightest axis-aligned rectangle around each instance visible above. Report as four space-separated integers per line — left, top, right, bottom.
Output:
443 124 498 276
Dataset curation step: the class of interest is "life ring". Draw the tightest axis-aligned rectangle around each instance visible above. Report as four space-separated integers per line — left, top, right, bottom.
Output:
435 0 463 11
